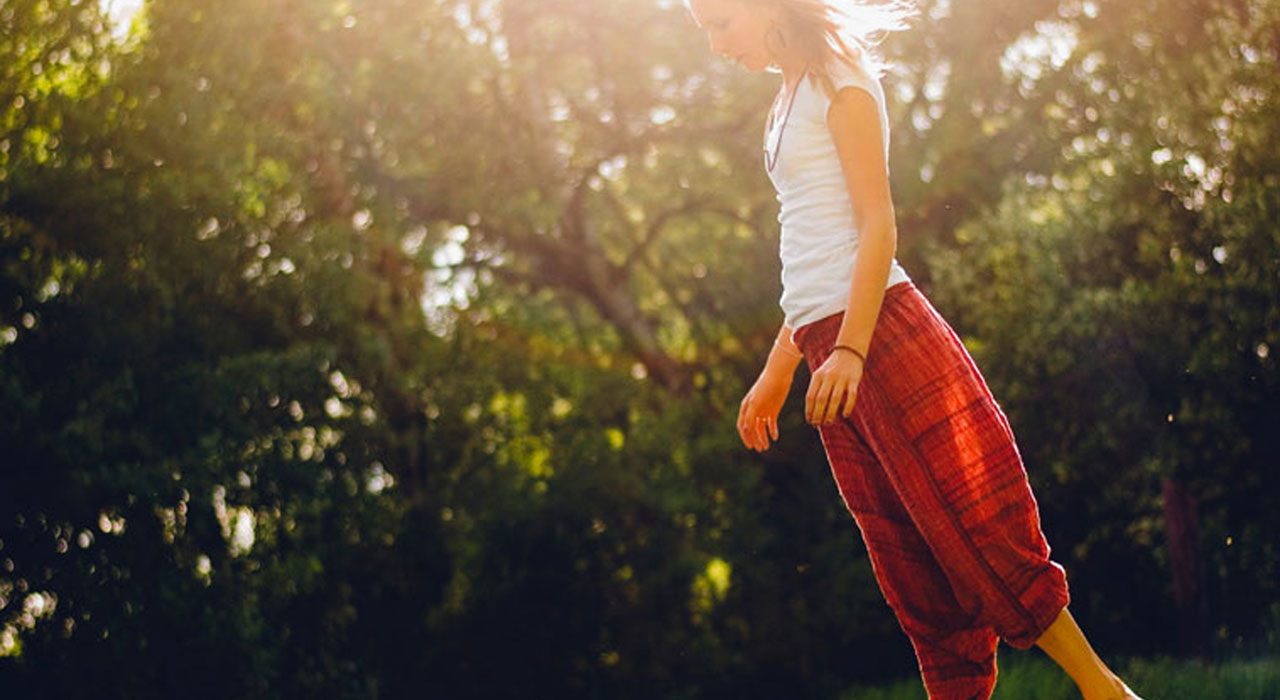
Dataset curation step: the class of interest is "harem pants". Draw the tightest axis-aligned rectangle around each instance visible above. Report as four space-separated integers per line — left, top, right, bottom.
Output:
791 280 1070 700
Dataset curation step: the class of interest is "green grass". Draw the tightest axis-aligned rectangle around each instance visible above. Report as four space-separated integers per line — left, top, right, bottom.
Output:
838 653 1280 700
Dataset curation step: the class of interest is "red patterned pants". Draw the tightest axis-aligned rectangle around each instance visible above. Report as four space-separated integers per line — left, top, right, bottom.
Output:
792 280 1070 700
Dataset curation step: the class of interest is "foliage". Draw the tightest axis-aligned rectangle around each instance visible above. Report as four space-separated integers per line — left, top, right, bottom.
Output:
0 0 1276 697
840 654 1280 700
921 0 1280 654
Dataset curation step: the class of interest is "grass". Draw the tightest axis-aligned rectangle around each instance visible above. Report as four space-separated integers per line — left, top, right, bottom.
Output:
838 652 1280 700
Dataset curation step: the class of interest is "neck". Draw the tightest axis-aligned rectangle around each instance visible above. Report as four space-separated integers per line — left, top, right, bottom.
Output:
775 50 808 88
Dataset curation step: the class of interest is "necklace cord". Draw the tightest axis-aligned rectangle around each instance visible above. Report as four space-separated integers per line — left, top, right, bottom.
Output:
765 67 808 172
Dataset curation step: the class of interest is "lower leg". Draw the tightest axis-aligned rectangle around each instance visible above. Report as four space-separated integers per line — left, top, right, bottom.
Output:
1033 607 1142 700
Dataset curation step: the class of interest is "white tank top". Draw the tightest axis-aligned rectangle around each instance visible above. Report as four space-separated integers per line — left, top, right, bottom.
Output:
765 56 912 332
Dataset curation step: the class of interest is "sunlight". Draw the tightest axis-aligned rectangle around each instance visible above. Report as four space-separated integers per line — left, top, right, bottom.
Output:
100 0 145 40
690 557 732 622
422 225 483 336
1000 19 1079 91
212 486 256 557
366 461 396 494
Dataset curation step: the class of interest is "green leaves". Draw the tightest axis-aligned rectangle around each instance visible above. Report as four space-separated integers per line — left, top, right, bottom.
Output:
1 0 1277 695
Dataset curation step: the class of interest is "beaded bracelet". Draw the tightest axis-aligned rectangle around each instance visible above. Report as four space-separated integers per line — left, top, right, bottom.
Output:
831 344 867 364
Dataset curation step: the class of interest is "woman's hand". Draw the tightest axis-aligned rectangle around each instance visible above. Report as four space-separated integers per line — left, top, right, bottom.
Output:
806 349 864 426
737 368 792 452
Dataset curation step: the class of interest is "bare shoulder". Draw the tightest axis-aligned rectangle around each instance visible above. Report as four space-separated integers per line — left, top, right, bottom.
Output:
826 85 881 133
824 58 888 173
823 57 881 123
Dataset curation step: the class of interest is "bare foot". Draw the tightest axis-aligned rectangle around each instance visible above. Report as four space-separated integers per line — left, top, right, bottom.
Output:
1097 677 1144 700
1036 609 1144 700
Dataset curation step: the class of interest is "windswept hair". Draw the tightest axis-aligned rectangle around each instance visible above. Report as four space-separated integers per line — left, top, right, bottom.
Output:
691 0 919 97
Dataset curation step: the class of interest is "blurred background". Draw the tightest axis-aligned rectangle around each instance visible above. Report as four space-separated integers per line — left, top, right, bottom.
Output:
1 0 1277 697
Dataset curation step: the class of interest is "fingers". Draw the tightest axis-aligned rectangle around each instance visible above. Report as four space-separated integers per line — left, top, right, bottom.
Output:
806 372 833 424
738 397 773 452
815 381 836 425
821 382 848 425
736 400 751 448
745 418 767 451
807 372 857 426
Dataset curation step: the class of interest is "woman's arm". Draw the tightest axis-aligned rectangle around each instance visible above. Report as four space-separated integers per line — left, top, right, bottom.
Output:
804 83 897 425
828 85 897 361
763 322 804 378
738 321 801 451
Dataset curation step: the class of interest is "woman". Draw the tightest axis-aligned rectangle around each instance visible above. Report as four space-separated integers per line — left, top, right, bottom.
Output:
685 1 1145 698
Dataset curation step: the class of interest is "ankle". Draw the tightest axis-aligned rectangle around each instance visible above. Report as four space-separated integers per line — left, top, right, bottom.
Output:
1078 671 1126 700
1092 675 1139 700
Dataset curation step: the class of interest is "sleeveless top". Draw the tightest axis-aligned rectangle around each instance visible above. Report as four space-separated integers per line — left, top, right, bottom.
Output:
764 57 912 333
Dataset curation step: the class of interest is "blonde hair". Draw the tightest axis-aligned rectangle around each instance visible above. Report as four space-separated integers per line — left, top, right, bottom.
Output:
694 0 919 97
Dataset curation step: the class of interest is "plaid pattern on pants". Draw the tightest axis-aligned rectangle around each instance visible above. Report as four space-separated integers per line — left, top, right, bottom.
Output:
792 280 1070 700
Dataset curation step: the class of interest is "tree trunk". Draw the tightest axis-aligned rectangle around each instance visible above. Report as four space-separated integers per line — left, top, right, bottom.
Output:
1161 477 1210 658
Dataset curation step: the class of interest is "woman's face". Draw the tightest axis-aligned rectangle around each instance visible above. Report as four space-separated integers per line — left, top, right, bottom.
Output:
688 0 776 72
